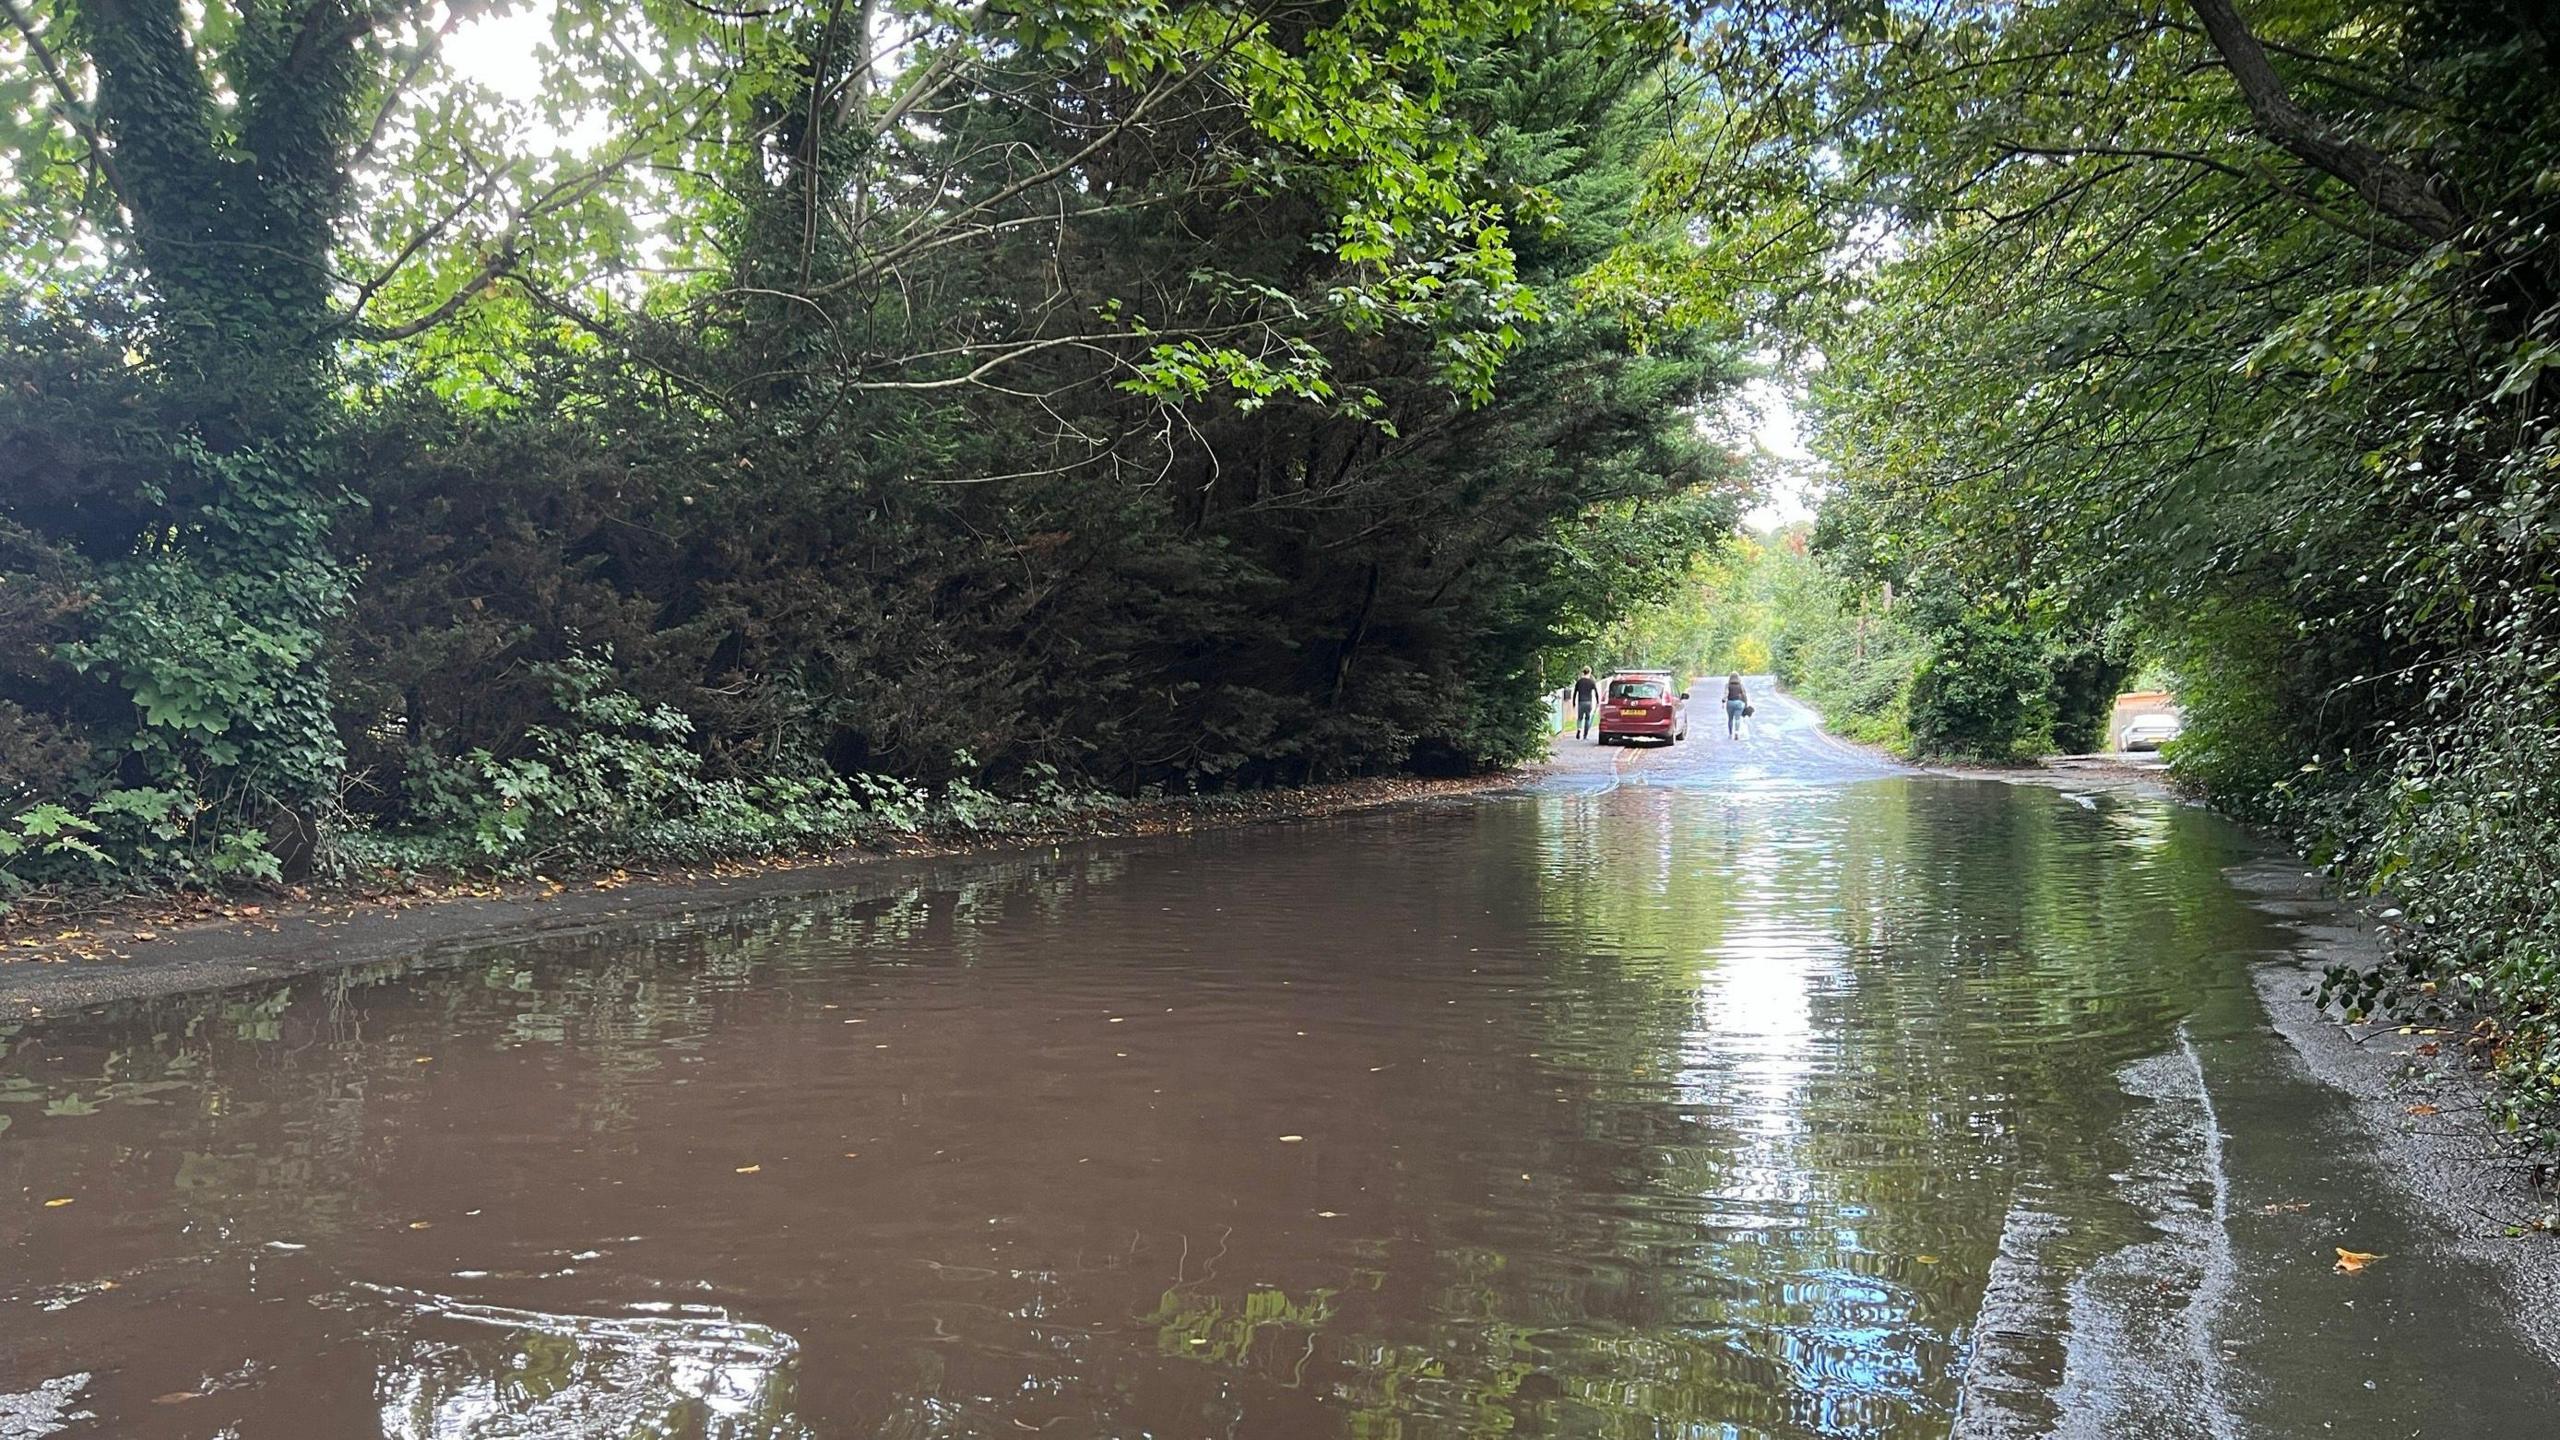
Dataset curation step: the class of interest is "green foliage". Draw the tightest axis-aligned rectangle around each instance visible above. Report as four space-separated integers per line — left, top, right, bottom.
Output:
0 786 278 911
340 654 1115 875
1632 0 2560 1127
1 3 1735 897
1773 589 1927 751
1901 603 2054 763
2315 651 2560 1148
1603 529 1819 678
1617 525 2127 761
2151 601 2320 815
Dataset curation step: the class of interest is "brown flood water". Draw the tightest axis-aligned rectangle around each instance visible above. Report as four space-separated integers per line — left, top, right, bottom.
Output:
4 760 2557 1437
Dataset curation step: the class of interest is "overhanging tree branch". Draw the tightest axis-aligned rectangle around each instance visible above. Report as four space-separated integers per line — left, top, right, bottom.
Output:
2184 0 2462 242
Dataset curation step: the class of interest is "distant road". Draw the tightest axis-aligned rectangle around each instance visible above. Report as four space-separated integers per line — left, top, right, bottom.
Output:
1531 675 1905 794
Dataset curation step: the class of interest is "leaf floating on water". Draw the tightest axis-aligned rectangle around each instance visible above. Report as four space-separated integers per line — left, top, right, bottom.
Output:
1316 1211 1340 1218
407 1221 432 1230
2334 1248 2384 1274
1277 1135 1304 1143
1916 1254 1940 1265
736 1164 762 1174
151 1392 202 1405
42 1197 72 1208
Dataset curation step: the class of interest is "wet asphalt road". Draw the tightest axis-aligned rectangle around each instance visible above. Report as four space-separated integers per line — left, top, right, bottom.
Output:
5 679 2560 1437
1535 677 1905 795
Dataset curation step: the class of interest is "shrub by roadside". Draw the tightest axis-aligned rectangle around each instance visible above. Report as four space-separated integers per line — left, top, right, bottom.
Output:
2311 654 2560 1153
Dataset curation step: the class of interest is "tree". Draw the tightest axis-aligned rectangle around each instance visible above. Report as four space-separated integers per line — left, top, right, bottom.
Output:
2 0 1709 886
1627 0 2560 1119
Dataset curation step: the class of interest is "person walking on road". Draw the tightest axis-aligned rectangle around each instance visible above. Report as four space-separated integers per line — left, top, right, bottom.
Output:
1573 668 1599 740
1724 673 1749 739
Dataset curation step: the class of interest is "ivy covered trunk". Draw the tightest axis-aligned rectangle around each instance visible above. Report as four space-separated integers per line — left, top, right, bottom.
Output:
57 0 375 867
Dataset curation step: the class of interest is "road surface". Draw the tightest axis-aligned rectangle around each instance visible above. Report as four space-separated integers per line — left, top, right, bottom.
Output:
1537 674 1902 793
4 677 2558 1439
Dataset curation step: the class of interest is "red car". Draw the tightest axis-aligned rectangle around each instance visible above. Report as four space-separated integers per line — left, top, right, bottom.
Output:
1597 671 1688 744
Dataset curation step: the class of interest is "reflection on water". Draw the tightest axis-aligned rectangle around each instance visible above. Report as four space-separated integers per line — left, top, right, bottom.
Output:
0 779 2526 1436
361 1284 807 1440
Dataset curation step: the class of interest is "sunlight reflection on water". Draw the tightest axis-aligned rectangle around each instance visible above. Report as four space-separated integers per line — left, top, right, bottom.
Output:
3 777 2504 1438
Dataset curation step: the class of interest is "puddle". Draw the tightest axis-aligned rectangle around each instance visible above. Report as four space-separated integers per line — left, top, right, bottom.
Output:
3 778 2553 1435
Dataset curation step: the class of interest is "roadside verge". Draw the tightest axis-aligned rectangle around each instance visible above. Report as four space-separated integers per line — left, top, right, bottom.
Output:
0 771 1514 1015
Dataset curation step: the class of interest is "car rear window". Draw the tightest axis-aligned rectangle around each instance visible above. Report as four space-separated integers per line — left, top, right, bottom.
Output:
1609 680 1667 700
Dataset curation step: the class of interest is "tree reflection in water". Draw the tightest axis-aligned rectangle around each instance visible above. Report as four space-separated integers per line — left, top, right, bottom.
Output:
0 782 2360 1438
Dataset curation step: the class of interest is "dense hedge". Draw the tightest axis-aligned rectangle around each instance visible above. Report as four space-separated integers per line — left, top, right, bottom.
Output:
0 12 1736 900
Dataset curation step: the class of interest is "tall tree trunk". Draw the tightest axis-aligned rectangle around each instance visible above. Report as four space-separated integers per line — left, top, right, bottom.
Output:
67 0 372 846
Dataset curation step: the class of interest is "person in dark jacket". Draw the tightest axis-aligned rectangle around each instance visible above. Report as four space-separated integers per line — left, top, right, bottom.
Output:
1724 673 1749 739
1573 668 1599 740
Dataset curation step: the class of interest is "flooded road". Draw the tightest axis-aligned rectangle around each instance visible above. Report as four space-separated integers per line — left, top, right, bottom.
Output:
6 690 2556 1437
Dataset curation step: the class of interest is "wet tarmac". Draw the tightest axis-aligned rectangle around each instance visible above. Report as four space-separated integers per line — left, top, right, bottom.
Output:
3 686 2555 1436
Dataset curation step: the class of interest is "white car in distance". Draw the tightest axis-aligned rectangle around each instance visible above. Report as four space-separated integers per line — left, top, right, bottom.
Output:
2119 711 2183 752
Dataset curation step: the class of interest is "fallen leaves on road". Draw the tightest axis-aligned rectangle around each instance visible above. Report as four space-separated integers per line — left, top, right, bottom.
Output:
2333 1248 2384 1274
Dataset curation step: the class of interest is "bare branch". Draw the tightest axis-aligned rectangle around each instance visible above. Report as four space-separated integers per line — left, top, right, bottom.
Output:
350 1 482 172
836 331 1141 391
807 16 1252 299
344 77 731 336
797 0 854 285
347 244 516 340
